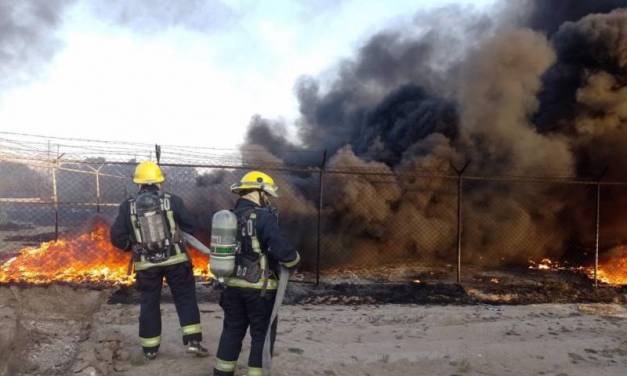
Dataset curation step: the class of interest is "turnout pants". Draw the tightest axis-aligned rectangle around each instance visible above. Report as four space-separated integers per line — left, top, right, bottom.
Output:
214 287 277 376
136 262 202 353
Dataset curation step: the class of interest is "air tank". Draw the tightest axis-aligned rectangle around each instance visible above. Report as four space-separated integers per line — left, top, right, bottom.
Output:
210 210 238 281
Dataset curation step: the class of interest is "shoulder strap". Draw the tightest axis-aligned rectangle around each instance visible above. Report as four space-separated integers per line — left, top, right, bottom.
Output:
233 206 272 294
161 193 171 209
235 207 263 255
129 197 137 215
128 197 142 243
160 193 178 239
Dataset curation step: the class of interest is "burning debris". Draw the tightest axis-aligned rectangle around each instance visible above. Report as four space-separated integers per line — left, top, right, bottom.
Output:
0 217 211 287
596 246 627 285
528 252 627 286
528 258 566 271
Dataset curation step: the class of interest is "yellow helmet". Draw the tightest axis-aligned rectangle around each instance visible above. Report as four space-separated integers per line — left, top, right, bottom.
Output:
231 171 279 197
133 161 165 184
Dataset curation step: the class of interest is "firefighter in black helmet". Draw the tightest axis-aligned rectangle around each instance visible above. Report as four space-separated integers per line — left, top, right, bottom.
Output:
214 171 300 376
110 161 209 360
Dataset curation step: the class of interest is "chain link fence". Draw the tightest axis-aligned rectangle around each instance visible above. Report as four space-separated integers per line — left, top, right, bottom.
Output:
1 133 626 285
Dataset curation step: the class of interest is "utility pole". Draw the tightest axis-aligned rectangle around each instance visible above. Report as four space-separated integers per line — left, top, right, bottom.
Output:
52 146 62 240
451 160 471 285
316 150 328 286
593 166 608 288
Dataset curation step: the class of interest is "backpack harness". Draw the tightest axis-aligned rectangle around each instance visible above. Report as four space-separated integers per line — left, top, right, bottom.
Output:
129 192 188 271
226 207 276 292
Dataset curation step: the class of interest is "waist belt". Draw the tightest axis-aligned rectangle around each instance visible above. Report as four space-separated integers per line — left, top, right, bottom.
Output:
224 277 278 290
134 243 189 271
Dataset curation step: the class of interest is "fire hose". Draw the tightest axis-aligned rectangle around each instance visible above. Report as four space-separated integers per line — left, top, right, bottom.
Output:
262 265 289 376
182 232 288 376
182 232 212 255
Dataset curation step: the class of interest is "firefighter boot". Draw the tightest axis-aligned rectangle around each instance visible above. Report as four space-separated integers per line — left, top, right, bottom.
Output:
187 340 210 357
143 349 158 361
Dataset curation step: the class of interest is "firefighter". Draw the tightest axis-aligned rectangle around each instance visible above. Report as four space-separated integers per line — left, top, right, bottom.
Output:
214 171 300 376
110 161 209 360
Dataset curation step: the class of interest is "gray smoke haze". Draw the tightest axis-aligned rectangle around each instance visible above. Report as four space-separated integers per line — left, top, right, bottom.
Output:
0 0 73 89
537 8 627 180
457 28 574 176
240 0 627 267
290 5 497 162
566 10 627 136
549 9 627 250
455 28 575 262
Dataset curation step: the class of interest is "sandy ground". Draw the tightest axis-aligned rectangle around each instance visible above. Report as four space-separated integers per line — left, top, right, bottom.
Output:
1 286 626 376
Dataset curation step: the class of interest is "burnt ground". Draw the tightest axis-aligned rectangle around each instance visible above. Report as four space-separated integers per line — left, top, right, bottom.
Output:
2 227 624 305
105 266 627 306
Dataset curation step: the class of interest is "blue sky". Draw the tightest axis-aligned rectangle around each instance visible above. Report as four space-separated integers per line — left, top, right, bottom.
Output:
0 0 498 148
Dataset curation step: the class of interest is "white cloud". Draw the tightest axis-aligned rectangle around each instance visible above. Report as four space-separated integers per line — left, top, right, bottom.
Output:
0 0 498 148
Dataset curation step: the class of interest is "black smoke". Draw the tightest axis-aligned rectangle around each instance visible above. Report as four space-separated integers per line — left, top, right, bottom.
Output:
535 7 627 178
238 1 627 267
0 0 73 89
250 13 474 167
527 0 627 36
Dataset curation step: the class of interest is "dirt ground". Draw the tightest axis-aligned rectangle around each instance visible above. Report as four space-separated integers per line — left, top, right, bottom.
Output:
1 286 626 376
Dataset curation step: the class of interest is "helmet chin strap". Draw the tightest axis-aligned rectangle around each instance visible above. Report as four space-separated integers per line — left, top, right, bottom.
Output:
138 183 161 190
259 191 271 207
241 190 272 207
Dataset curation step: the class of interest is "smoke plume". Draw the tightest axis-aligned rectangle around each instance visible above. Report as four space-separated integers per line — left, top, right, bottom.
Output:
527 0 627 36
237 0 627 267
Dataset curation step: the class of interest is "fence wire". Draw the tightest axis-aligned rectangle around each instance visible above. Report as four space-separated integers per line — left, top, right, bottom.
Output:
1 133 627 285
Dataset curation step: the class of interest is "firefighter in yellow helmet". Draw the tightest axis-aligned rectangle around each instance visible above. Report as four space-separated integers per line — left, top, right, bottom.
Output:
110 161 209 360
213 171 300 376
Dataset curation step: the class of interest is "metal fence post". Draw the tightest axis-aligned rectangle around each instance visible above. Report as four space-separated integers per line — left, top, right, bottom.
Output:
452 161 471 284
85 164 105 213
155 144 161 164
51 147 66 241
95 168 101 213
51 154 59 241
316 150 328 286
594 167 608 288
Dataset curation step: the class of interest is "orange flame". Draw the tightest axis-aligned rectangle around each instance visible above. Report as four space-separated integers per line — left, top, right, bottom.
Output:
596 246 627 286
0 219 211 286
528 258 558 271
529 251 627 286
